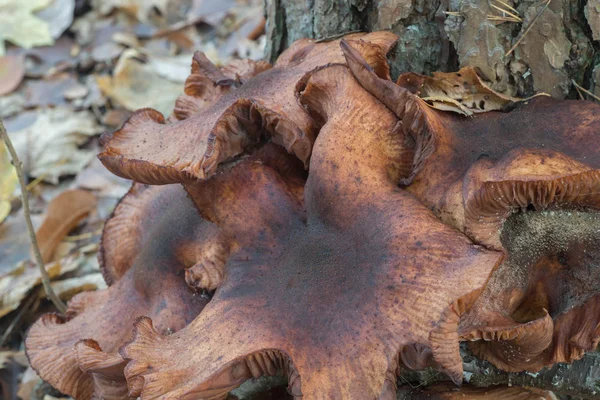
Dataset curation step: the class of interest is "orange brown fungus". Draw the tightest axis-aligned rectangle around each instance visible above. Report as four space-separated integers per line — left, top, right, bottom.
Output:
342 41 600 381
111 63 502 399
98 32 398 186
25 184 228 399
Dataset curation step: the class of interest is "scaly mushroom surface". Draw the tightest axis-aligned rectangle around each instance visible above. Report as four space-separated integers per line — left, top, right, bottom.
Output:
342 40 600 382
26 184 228 399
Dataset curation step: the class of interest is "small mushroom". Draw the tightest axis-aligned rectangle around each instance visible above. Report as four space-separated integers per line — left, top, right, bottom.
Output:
98 32 398 185
26 184 229 399
109 63 502 399
342 40 600 380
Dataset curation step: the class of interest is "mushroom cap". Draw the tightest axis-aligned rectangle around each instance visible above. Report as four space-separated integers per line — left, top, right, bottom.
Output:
25 184 227 399
98 32 398 186
116 64 502 399
342 40 600 376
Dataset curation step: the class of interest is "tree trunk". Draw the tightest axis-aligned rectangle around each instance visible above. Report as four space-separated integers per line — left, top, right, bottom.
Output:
265 0 600 100
263 0 600 398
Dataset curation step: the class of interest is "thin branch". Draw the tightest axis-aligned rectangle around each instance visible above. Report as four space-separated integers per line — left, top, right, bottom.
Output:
572 79 600 103
490 3 522 22
505 0 551 56
0 119 66 313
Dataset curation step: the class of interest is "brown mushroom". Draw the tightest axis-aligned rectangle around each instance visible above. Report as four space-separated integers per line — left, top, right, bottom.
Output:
98 32 397 185
105 62 503 399
26 184 228 399
342 40 600 379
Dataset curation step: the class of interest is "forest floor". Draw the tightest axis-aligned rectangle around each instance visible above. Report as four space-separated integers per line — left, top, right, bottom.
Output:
0 0 264 398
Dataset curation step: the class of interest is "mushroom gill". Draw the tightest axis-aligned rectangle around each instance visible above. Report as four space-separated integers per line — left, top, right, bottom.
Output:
98 32 398 185
109 63 502 399
25 184 228 399
342 40 600 380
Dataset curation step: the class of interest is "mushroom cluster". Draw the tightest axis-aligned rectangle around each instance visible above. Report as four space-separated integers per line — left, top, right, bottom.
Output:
26 31 600 399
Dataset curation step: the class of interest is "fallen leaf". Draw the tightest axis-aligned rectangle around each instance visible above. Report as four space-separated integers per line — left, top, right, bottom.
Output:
42 272 106 301
0 210 43 277
0 140 17 225
35 189 97 264
92 0 170 23
0 0 54 56
148 53 194 83
5 36 77 78
35 0 75 39
96 49 184 115
0 92 25 119
23 73 80 108
75 157 131 198
0 350 26 400
101 108 131 128
0 252 84 318
17 367 42 400
4 107 103 183
396 66 549 116
0 55 25 96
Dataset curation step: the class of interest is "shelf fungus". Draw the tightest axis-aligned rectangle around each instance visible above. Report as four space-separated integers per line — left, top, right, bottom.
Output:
342 40 600 382
25 184 229 399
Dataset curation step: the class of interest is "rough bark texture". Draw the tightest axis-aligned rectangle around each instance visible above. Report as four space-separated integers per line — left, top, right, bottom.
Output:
398 346 600 399
265 0 600 100
263 0 600 398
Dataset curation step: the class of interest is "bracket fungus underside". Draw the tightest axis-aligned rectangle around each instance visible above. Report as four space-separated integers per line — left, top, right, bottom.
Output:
25 31 600 399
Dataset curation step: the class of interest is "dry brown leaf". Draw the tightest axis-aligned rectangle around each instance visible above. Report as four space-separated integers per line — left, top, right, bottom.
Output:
397 66 549 116
41 273 106 301
0 0 54 56
0 210 43 277
96 49 184 115
35 0 75 39
0 140 18 224
0 350 27 400
23 73 80 108
75 158 131 198
16 36 77 78
92 0 169 23
5 107 103 183
35 189 97 264
0 252 84 318
0 55 25 96
17 367 42 400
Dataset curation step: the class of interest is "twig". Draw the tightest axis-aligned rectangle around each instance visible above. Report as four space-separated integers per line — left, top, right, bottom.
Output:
505 0 551 56
0 119 66 313
572 79 600 103
494 0 519 14
490 3 522 22
0 289 39 346
315 30 362 43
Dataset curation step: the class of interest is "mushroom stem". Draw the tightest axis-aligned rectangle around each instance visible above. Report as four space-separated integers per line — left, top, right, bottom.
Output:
0 119 66 313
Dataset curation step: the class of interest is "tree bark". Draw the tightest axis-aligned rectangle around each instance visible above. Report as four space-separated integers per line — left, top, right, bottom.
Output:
263 0 600 398
265 0 600 100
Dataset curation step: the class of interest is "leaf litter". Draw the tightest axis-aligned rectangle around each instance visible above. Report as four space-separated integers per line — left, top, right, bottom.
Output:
0 0 266 397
